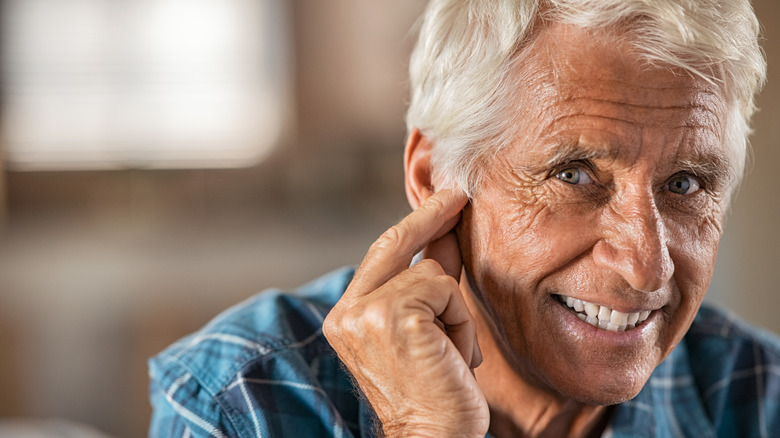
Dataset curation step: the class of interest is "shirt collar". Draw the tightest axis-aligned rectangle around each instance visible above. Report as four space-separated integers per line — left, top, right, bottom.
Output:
354 337 717 437
605 339 716 438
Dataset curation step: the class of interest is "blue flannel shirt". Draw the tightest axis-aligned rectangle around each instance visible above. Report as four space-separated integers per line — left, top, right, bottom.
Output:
149 267 780 437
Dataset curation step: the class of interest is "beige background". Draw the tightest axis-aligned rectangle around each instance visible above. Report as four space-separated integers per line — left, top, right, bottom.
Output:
707 0 780 334
0 1 777 436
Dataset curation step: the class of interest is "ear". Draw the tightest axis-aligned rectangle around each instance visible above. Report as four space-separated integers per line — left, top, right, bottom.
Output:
404 128 435 209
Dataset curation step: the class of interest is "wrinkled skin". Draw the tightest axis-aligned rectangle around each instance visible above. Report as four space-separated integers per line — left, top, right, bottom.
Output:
324 23 730 438
461 24 727 413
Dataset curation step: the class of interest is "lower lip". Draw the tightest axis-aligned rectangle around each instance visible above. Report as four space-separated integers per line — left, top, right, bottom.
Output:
551 296 656 344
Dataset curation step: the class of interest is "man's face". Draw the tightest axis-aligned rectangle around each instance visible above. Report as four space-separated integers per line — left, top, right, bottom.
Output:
458 25 729 405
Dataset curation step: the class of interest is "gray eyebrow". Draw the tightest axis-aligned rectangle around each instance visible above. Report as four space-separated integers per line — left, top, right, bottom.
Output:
514 140 620 175
514 139 732 188
673 152 732 188
541 140 619 166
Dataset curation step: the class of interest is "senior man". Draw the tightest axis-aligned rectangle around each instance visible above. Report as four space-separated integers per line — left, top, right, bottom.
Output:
149 0 780 436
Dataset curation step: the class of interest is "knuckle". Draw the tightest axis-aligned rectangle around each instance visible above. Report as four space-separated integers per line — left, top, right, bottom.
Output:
322 313 339 340
400 314 427 335
421 195 445 213
431 274 459 290
336 303 390 340
399 316 445 352
322 311 349 348
412 258 444 276
338 310 362 336
372 225 407 252
359 303 392 333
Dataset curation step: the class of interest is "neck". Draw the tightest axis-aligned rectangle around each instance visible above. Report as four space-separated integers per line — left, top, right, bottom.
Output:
463 281 610 438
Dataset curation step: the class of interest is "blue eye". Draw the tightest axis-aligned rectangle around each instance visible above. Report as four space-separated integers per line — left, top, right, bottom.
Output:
667 174 700 195
556 167 592 185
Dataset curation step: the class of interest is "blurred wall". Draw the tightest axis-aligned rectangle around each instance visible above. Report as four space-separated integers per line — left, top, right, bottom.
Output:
707 0 780 335
0 1 777 437
0 1 425 436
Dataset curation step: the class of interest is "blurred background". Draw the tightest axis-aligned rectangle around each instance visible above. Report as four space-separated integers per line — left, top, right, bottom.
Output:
0 0 776 436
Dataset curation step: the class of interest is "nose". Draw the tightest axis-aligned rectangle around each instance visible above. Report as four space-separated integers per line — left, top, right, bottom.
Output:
593 190 674 292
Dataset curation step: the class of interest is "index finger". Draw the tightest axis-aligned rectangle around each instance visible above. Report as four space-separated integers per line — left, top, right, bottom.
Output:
349 189 468 296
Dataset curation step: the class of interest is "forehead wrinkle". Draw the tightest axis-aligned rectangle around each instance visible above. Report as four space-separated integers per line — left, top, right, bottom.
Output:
536 98 724 132
559 77 723 101
547 66 727 124
543 112 639 129
563 96 713 112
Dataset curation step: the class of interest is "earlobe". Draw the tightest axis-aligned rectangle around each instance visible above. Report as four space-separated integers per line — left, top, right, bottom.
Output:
404 128 435 209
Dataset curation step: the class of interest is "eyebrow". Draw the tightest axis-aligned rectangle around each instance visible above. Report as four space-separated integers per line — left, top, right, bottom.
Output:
515 140 620 174
673 151 732 188
515 139 732 187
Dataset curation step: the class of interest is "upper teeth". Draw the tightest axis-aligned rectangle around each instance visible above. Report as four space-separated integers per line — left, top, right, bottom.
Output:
560 295 651 332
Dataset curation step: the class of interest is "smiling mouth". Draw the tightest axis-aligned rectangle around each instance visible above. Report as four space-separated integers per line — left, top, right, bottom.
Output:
555 294 651 332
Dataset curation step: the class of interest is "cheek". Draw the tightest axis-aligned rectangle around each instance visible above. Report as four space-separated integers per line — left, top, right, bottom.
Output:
460 186 604 300
662 212 722 348
667 212 722 294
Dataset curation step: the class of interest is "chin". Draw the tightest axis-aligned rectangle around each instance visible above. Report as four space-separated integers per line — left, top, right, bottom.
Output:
544 363 653 406
558 378 645 406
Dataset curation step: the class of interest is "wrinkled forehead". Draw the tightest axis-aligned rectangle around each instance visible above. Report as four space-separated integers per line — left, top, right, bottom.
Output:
509 24 730 164
522 23 727 113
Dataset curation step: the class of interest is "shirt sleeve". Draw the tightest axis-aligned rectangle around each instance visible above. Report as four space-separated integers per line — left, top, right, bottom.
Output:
147 268 360 438
685 306 780 437
148 359 239 438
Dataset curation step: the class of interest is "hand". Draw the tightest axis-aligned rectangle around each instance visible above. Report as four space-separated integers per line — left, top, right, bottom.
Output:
323 189 489 437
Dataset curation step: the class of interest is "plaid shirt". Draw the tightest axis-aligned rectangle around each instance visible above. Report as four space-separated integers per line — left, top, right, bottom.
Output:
149 267 780 437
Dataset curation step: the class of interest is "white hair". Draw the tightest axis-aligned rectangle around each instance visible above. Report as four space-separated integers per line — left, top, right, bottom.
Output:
406 0 766 198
